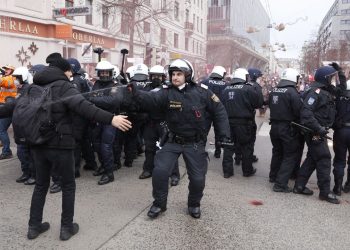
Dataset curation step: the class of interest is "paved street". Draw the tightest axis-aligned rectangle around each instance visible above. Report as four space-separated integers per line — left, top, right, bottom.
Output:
1 113 350 249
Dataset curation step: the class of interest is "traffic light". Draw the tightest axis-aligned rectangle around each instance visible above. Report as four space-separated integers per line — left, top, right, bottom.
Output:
145 44 153 66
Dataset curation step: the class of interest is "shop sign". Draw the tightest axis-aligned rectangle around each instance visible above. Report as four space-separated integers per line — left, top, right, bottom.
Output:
53 6 92 18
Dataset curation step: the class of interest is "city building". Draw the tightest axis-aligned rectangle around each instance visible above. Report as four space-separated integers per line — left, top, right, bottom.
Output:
0 0 207 77
318 0 350 59
207 0 270 75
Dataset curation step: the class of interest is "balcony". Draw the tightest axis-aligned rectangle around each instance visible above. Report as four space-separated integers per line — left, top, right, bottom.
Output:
185 22 194 36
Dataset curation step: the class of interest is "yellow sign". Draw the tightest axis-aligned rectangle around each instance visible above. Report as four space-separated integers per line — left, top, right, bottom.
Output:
170 52 182 59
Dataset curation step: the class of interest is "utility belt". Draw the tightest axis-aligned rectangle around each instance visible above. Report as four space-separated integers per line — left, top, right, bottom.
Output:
168 132 203 145
229 117 253 125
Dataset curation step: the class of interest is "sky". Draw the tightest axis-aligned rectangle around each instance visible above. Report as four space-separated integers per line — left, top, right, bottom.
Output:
260 0 335 59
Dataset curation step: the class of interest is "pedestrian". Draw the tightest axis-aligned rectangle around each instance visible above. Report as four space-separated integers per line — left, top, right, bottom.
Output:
0 64 16 160
26 55 131 240
130 59 230 219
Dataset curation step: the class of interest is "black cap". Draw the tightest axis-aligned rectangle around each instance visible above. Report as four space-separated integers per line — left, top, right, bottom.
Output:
46 52 62 64
50 58 72 72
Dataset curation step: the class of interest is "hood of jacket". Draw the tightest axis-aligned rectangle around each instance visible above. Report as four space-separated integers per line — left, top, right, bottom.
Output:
33 66 69 86
277 79 296 88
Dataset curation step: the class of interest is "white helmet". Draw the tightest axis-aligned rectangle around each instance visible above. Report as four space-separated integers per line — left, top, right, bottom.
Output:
133 63 149 81
232 68 249 83
126 65 135 80
210 66 226 79
168 59 194 83
95 61 114 82
112 65 120 79
13 67 32 84
150 65 165 75
281 68 300 84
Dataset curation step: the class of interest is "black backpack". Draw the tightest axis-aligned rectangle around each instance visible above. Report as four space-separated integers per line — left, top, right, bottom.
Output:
12 83 57 145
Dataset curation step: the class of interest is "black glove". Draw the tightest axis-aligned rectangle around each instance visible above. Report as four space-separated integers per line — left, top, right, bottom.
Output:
127 82 137 95
318 127 329 137
329 62 342 72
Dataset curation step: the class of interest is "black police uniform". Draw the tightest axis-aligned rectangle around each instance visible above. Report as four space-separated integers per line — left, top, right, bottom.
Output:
294 82 336 197
140 83 180 180
332 90 350 193
89 79 120 183
202 77 227 157
133 83 230 210
221 81 260 177
268 79 303 190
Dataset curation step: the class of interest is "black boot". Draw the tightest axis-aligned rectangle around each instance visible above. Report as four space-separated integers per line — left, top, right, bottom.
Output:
60 223 79 241
98 172 114 185
343 172 350 193
16 173 30 183
93 166 105 176
333 177 343 196
27 222 50 240
147 205 166 219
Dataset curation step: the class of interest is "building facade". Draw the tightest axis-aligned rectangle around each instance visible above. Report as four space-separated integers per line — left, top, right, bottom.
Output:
207 0 270 74
0 0 207 77
318 0 350 58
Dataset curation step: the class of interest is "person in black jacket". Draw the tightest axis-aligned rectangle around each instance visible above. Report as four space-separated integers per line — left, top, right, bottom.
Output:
332 79 350 195
201 65 227 158
268 68 303 192
293 64 345 204
221 68 260 178
26 57 131 241
130 59 230 219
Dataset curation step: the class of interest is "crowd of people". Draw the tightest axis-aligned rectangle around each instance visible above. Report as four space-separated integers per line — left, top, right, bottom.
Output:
1 53 350 241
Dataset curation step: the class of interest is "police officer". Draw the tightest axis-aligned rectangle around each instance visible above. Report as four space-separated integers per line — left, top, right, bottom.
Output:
67 58 97 177
221 68 260 178
202 66 227 158
248 68 264 163
294 64 345 204
268 68 303 192
88 61 120 185
130 59 230 219
139 65 180 185
332 79 350 195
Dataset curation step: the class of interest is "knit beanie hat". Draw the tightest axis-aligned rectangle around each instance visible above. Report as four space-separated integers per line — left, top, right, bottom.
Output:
46 52 63 64
50 58 72 72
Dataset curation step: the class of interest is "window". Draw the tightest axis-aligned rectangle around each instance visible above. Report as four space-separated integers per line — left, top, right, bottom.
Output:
341 19 350 24
201 18 203 33
174 33 179 48
185 37 189 51
341 9 350 15
174 2 179 20
144 21 150 33
161 0 167 10
161 28 166 44
121 13 130 35
144 0 151 6
186 9 189 22
102 5 108 29
85 0 93 25
197 16 199 31
193 14 195 27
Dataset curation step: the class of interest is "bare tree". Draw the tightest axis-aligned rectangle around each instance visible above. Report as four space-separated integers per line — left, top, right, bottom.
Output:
97 0 173 60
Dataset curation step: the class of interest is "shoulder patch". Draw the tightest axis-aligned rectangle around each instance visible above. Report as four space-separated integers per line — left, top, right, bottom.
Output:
211 94 220 102
307 97 315 105
315 88 320 94
200 84 208 90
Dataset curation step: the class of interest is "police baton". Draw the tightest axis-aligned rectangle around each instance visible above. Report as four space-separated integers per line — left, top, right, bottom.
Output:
290 122 333 141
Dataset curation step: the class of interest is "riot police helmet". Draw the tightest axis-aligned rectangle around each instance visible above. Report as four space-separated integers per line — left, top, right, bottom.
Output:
232 68 249 84
95 60 114 82
210 66 226 79
280 68 300 85
132 63 149 81
314 66 338 85
67 58 81 74
13 67 32 84
168 59 195 83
